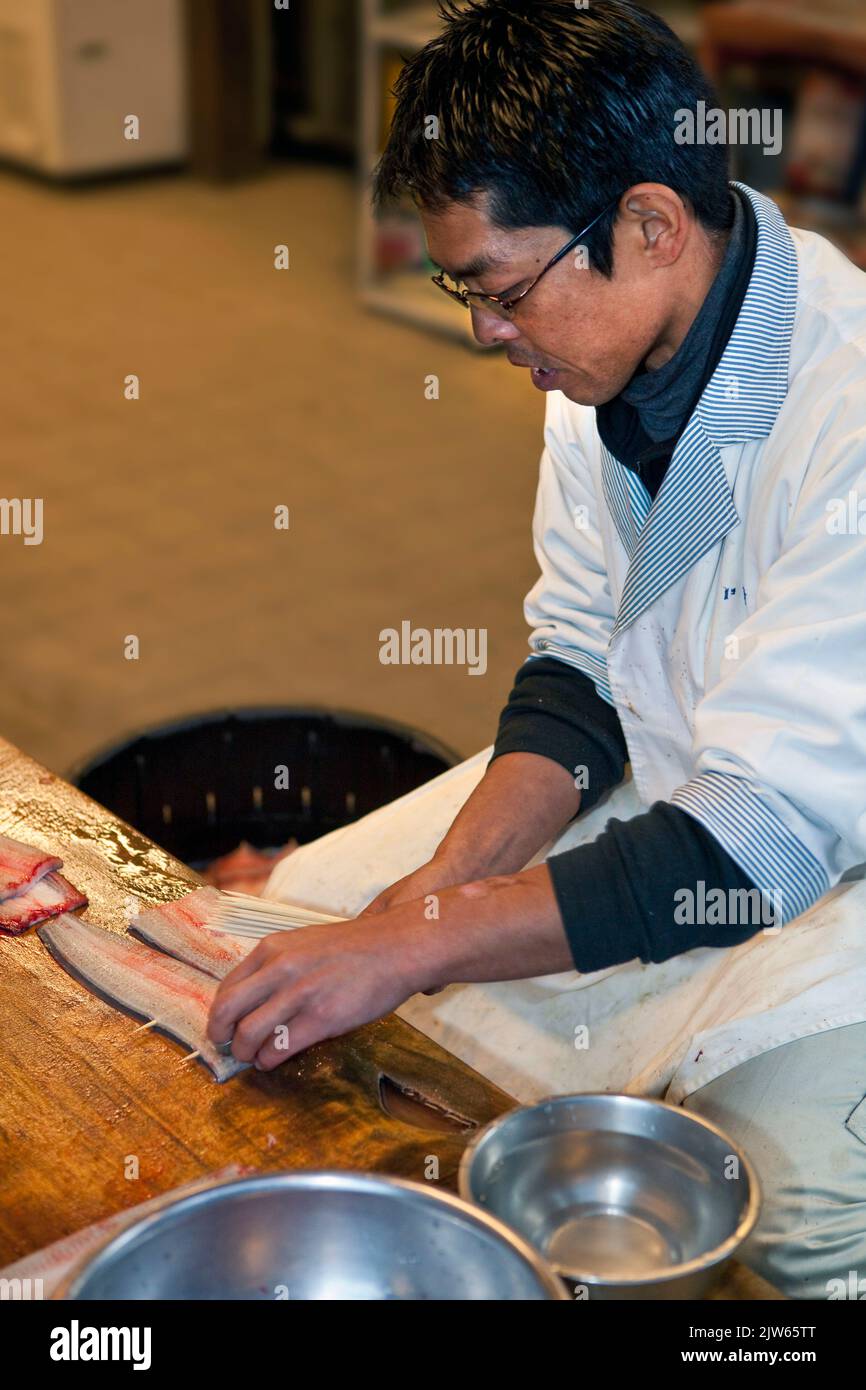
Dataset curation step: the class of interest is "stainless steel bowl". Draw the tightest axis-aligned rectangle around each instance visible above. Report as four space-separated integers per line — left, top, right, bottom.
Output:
459 1093 761 1299
54 1171 568 1301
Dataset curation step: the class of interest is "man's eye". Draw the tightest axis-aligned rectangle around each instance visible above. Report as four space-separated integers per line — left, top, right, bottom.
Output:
468 274 522 300
491 281 525 302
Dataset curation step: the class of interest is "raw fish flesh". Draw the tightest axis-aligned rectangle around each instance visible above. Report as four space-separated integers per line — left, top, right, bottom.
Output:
0 872 87 936
37 913 248 1082
0 834 62 901
203 839 296 895
128 887 251 980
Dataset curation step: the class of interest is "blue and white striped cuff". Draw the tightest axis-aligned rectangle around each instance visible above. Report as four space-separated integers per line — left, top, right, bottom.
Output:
671 771 828 924
528 642 614 706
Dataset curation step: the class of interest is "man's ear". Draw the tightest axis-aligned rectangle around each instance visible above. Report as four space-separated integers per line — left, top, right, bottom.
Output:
621 185 688 265
625 198 666 246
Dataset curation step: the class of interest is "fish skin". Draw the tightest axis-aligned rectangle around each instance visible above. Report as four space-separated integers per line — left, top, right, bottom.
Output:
37 913 248 1082
128 886 250 980
0 834 62 901
0 872 88 936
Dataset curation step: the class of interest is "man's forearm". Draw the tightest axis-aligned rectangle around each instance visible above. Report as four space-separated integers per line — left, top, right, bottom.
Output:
405 863 574 989
431 752 581 880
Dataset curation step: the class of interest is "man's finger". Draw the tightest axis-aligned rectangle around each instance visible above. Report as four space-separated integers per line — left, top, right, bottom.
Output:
207 957 289 1043
254 1007 329 1070
359 888 390 916
229 987 303 1064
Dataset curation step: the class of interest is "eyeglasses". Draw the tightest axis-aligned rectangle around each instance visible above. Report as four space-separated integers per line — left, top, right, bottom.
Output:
431 197 619 320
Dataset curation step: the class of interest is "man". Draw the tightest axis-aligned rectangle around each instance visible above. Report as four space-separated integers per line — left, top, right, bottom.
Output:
209 1 866 1296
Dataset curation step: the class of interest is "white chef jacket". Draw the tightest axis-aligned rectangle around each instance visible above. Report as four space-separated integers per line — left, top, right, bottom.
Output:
266 183 866 1104
529 182 866 919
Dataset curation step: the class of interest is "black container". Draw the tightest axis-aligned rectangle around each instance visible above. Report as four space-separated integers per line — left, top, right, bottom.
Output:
70 706 460 866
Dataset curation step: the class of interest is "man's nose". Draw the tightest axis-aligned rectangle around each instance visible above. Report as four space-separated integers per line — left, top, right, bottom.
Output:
470 304 521 347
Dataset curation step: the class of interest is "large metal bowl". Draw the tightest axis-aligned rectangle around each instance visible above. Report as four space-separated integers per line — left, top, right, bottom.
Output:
459 1093 761 1299
54 1171 568 1301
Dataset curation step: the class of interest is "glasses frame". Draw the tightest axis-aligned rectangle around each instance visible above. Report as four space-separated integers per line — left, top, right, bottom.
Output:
431 197 619 318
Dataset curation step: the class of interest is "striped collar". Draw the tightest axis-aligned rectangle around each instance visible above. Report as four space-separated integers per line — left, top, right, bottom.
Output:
697 182 797 443
601 183 798 638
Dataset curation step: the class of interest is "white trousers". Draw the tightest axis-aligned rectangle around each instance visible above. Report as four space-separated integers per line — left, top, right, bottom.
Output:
685 1022 866 1299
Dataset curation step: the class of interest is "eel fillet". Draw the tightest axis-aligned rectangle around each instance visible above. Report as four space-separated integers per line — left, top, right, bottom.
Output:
128 886 251 980
0 834 62 901
37 913 248 1082
0 872 87 936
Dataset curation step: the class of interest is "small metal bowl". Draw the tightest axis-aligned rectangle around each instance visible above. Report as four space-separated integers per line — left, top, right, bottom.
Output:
459 1093 761 1299
54 1171 568 1301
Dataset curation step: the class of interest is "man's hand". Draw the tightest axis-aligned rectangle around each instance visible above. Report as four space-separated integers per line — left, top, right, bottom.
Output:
206 864 572 1072
206 914 429 1072
360 855 464 916
206 753 584 1072
363 753 580 916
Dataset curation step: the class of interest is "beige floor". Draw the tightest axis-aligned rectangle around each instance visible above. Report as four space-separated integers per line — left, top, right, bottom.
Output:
1 163 545 776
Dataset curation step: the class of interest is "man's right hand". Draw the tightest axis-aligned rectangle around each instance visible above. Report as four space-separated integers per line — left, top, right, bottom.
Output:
357 752 581 994
360 751 581 917
360 855 465 917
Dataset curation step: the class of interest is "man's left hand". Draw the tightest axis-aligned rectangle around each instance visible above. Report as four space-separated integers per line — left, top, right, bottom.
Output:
206 915 427 1071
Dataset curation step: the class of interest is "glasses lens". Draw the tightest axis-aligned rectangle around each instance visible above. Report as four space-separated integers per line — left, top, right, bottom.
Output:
466 290 516 321
438 271 462 295
434 272 515 319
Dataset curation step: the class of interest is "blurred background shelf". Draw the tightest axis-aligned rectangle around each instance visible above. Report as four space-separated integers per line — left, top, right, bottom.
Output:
358 0 482 345
700 0 866 267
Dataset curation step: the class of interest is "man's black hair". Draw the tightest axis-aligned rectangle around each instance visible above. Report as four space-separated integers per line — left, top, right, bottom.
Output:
373 0 732 276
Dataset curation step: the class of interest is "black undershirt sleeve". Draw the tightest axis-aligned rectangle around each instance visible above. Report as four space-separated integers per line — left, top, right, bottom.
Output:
490 656 763 969
547 802 765 972
489 656 628 813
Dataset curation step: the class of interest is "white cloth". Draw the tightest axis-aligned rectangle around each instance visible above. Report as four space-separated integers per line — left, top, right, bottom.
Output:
265 183 866 1104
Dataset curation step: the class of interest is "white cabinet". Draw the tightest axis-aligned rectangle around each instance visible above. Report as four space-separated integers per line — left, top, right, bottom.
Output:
0 0 188 175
